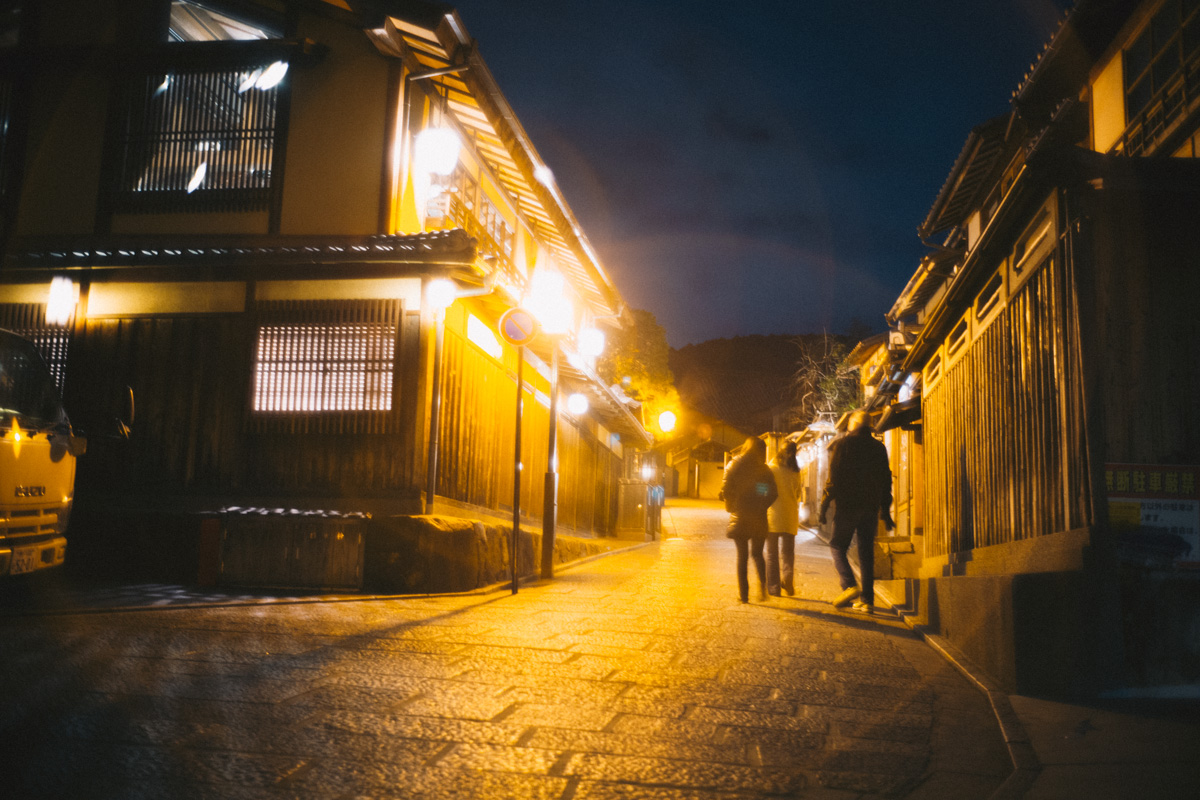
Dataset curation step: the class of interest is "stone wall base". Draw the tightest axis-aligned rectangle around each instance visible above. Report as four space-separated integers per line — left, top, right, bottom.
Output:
364 515 617 594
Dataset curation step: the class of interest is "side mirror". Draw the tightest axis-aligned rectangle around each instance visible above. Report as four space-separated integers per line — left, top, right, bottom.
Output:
122 385 135 429
112 386 134 440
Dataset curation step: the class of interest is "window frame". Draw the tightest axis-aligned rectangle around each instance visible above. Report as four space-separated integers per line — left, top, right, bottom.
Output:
108 61 286 213
98 0 321 231
248 299 404 435
1120 0 1200 153
165 0 287 43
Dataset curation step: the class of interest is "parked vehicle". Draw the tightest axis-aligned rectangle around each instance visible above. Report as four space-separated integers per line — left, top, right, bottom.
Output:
0 328 85 577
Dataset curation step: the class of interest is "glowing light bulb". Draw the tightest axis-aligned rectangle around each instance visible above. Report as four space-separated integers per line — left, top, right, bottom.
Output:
255 61 288 90
566 393 589 416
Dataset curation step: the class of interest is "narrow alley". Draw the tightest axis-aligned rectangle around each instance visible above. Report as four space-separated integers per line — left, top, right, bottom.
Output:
2 500 1011 799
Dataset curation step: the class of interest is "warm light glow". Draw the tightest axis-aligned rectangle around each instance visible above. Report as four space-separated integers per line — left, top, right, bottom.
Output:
566 393 589 416
658 410 677 433
46 277 78 326
238 69 261 93
253 323 395 412
414 127 461 176
467 314 503 360
534 164 555 186
426 278 457 311
526 270 571 335
578 327 605 358
255 61 289 90
10 419 22 458
186 161 207 193
641 463 656 481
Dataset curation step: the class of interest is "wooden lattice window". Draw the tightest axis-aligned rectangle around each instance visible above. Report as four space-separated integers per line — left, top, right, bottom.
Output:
250 300 402 434
0 303 71 390
110 67 282 213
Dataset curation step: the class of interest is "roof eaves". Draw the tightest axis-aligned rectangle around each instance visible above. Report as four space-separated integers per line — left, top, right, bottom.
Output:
1011 0 1142 126
918 115 1012 240
843 333 888 368
438 31 624 316
4 230 478 272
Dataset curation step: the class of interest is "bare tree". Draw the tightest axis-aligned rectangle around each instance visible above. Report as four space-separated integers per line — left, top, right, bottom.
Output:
787 333 860 427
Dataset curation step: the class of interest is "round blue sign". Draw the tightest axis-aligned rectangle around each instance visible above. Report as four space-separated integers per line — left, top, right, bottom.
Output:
498 307 539 346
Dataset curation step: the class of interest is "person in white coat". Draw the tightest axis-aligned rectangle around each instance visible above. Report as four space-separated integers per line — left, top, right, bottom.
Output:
766 440 801 596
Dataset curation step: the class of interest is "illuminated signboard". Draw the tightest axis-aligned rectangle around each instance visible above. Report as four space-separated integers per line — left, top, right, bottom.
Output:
1107 463 1199 567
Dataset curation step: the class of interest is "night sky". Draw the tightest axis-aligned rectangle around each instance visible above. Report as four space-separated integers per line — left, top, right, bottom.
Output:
452 1 1073 347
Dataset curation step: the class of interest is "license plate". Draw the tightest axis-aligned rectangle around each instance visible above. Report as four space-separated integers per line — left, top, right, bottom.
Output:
10 546 38 575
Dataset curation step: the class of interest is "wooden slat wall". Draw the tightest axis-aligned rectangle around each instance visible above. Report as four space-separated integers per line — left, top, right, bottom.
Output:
58 299 620 528
67 314 253 494
923 254 1091 558
435 329 622 535
67 306 419 498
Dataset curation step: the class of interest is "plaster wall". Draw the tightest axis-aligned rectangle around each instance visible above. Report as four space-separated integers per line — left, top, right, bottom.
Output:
281 14 389 235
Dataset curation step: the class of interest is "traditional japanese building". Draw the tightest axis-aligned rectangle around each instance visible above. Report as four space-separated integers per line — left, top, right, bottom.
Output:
0 0 651 581
870 0 1200 695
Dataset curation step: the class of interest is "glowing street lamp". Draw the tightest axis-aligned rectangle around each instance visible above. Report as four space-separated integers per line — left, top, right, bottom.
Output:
414 127 461 177
426 277 457 311
577 327 605 358
523 269 573 579
566 393 589 416
658 410 677 434
526 269 572 335
46 277 78 326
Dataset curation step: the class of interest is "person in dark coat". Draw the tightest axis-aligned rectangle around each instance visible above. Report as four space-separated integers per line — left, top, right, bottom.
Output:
722 437 778 603
819 410 893 613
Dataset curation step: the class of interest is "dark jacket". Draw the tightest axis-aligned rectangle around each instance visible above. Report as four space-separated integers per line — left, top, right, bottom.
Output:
819 426 892 518
722 453 778 539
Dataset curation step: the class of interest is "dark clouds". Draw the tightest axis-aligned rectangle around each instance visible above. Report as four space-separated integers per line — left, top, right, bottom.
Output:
453 0 1070 346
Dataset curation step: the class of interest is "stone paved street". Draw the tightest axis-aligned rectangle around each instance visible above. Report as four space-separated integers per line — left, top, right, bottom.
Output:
1 500 1011 799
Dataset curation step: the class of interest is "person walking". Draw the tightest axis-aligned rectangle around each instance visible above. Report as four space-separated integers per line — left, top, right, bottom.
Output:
766 440 801 596
818 410 894 614
721 437 777 603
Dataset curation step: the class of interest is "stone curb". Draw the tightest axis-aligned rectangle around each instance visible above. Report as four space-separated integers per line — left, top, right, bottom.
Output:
800 526 1039 795
2 539 657 618
874 584 1043 799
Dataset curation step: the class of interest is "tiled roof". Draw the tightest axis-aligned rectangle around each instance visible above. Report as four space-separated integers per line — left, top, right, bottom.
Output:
5 230 476 270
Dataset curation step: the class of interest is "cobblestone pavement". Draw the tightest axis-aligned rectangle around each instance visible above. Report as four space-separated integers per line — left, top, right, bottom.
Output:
1 500 1011 799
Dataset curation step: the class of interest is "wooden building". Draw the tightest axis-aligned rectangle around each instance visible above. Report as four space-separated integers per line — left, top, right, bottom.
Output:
0 0 651 571
871 0 1200 695
659 407 751 500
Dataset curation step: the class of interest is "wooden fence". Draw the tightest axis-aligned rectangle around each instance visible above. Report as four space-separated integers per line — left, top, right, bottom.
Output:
922 251 1092 558
435 326 622 535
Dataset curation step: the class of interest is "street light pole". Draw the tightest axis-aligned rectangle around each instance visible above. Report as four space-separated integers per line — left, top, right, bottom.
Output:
541 343 559 579
423 278 456 516
425 304 445 515
512 346 524 594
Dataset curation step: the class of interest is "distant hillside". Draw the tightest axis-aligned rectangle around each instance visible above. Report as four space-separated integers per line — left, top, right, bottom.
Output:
669 334 852 435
